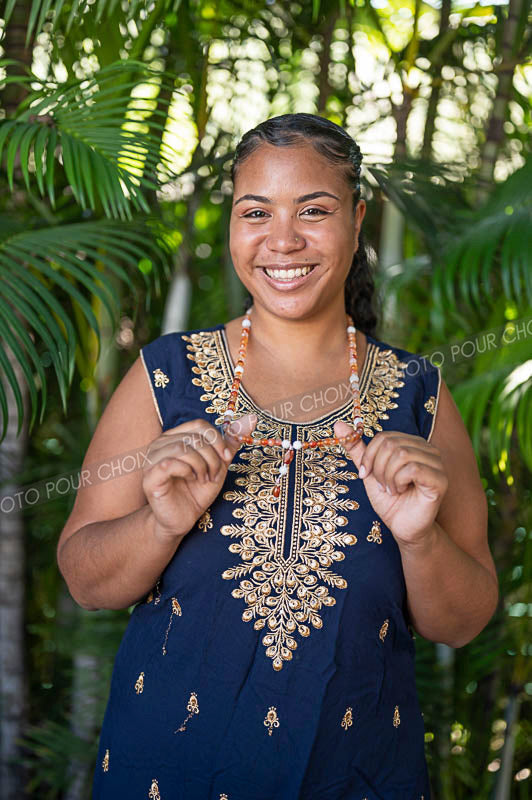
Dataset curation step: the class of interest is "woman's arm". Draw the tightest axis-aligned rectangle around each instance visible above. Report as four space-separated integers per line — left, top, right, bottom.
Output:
57 356 255 611
335 377 498 648
56 357 182 611
396 378 498 647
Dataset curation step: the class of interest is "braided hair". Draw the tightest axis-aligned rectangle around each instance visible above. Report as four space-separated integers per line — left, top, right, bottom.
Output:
230 113 379 337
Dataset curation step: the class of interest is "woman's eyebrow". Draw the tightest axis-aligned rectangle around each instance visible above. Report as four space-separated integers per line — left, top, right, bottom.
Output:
234 190 340 206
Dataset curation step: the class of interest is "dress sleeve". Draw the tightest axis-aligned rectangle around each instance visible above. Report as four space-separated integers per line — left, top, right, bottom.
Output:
139 334 177 429
415 360 442 442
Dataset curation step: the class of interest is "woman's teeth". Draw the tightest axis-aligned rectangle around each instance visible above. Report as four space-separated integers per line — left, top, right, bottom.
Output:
264 265 315 280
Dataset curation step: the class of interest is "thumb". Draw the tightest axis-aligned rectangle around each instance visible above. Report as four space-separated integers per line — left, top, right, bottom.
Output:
334 419 366 469
223 412 258 455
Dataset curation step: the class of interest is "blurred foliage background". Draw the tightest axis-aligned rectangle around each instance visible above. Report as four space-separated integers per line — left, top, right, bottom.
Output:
0 0 531 798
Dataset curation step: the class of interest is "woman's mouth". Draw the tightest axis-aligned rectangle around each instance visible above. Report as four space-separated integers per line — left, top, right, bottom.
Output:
261 264 317 287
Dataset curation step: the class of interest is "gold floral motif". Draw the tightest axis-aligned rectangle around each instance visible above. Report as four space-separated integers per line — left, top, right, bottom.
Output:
358 347 407 438
220 421 360 670
198 507 213 532
183 329 408 670
264 706 280 736
135 671 145 694
162 597 182 655
153 368 169 389
379 619 389 641
102 748 109 772
147 579 161 605
367 520 382 544
341 707 353 730
424 396 436 415
148 778 161 799
175 692 199 733
393 705 401 727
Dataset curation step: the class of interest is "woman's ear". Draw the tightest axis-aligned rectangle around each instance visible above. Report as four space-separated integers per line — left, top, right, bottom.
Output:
354 200 366 249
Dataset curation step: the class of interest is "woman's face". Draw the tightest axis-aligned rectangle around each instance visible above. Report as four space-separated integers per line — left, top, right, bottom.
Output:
229 140 366 320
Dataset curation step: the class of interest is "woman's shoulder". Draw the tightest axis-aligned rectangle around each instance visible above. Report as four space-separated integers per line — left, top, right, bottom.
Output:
138 322 224 428
365 332 442 442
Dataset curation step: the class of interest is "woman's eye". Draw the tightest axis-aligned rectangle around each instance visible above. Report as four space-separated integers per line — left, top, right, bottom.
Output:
243 208 329 219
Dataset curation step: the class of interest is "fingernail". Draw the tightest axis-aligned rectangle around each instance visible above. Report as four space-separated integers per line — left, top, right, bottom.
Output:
377 482 384 491
224 448 231 460
386 485 392 495
359 465 366 478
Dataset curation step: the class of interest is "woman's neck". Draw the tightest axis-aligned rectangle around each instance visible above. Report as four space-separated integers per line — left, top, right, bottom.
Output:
240 304 356 371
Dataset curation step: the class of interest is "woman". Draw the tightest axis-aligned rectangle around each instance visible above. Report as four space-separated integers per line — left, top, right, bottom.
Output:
57 113 498 799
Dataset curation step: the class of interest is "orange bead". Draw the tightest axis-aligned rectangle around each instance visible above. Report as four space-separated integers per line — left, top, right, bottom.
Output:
272 485 281 498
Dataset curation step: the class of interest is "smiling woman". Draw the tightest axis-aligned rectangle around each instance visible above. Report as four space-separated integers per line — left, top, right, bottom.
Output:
56 113 498 800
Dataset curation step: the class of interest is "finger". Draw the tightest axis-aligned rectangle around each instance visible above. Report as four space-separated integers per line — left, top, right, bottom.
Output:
380 445 443 495
361 432 436 485
393 461 448 501
143 457 197 499
333 419 368 468
223 413 258 456
160 420 229 466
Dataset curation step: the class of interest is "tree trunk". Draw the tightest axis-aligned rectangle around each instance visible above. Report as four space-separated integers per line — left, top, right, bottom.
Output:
422 0 452 160
477 0 523 201
493 687 522 800
0 347 29 800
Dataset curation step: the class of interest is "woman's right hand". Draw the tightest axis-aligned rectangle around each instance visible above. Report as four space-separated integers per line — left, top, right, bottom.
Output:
142 413 257 542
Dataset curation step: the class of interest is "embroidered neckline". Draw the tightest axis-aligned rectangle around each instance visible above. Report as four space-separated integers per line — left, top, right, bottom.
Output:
218 323 377 427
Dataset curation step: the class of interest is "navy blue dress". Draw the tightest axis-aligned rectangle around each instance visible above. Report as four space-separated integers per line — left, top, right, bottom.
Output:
92 322 441 800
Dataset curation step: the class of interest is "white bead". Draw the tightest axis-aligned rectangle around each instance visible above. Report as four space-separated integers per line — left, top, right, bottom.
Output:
354 416 363 426
279 464 288 475
347 325 356 333
292 441 302 450
242 319 251 328
224 409 235 417
349 374 359 383
234 365 244 374
282 439 291 448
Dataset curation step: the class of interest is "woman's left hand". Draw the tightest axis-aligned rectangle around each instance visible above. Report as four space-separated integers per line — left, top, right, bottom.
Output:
333 420 449 547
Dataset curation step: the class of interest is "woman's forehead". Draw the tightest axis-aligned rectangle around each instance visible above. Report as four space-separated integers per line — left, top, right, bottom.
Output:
233 143 350 193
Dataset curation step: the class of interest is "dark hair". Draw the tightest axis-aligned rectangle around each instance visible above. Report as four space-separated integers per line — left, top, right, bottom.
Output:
230 112 379 338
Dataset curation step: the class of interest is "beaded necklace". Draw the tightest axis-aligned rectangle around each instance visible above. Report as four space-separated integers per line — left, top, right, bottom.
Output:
221 308 364 500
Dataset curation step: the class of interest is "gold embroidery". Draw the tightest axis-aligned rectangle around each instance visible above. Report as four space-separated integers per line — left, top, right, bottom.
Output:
367 520 382 544
135 672 145 694
183 330 408 670
153 368 169 389
424 396 436 415
198 507 213 532
147 579 161 605
102 748 109 772
393 705 401 727
162 597 182 655
264 706 280 735
149 778 161 799
175 692 199 733
341 707 353 730
379 619 389 641
220 795 229 799
359 347 407 438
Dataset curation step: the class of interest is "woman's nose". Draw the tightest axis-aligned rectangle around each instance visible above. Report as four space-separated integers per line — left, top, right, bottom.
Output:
266 221 305 251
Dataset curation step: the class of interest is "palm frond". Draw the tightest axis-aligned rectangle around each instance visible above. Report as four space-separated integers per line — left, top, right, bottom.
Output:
451 331 532 476
370 156 532 317
3 0 182 48
0 217 173 443
0 59 185 220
